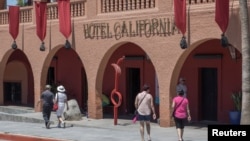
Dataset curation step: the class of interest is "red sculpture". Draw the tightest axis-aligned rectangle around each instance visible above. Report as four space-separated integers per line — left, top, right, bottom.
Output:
110 56 125 125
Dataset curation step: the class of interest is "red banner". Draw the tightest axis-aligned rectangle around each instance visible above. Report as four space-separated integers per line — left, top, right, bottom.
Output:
9 6 20 40
215 0 229 33
35 2 47 41
58 0 71 39
174 0 186 35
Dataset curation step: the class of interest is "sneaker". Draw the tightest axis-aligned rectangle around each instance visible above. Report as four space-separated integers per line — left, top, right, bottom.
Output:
46 122 50 129
57 124 61 128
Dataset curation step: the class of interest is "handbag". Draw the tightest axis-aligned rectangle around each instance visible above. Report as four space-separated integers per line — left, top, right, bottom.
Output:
172 97 184 118
132 114 138 123
53 103 58 111
53 93 58 111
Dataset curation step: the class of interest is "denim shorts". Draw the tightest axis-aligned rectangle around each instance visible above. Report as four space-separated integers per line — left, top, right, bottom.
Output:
138 114 151 121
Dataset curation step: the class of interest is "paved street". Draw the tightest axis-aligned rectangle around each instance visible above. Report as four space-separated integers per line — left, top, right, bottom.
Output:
0 118 208 141
0 106 208 141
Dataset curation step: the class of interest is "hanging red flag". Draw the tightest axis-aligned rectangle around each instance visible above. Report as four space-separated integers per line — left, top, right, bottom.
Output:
215 0 229 33
9 6 20 41
35 2 47 42
215 0 229 47
174 0 186 35
58 0 71 39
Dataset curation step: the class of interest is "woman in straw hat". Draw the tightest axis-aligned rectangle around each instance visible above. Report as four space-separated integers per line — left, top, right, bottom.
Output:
55 85 69 128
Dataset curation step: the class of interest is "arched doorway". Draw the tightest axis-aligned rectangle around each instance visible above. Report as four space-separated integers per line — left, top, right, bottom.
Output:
43 47 88 112
3 49 34 106
102 42 158 119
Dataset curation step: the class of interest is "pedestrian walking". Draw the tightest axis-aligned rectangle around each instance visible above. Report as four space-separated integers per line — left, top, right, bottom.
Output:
176 77 187 97
172 89 191 141
135 84 156 141
55 85 69 128
36 84 54 129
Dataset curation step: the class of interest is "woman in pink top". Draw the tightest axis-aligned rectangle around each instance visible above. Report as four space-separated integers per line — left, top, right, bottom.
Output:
172 89 191 141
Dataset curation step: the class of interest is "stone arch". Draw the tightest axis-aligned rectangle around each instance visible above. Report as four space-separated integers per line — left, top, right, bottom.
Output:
0 48 34 105
171 38 242 123
40 45 63 91
95 41 129 118
97 41 158 118
41 45 87 109
170 38 218 99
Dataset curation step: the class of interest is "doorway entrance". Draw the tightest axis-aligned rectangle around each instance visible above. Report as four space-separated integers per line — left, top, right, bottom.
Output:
199 68 218 121
126 68 140 115
4 82 22 105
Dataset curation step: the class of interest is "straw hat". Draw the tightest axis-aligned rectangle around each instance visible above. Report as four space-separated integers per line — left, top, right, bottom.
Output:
57 85 66 92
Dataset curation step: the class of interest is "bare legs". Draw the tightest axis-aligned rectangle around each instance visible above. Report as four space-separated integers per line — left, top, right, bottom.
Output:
176 128 184 141
146 121 151 140
140 121 145 141
174 118 185 141
140 121 151 141
57 116 65 128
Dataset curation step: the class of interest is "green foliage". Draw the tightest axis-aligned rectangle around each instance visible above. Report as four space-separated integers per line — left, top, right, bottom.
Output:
16 0 25 7
231 91 242 111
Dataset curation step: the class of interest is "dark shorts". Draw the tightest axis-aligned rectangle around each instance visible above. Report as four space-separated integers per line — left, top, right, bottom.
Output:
174 117 186 129
138 114 151 121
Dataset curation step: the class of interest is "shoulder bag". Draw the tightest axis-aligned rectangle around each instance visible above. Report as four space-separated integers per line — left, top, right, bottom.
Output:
53 93 59 111
133 93 147 123
134 92 147 116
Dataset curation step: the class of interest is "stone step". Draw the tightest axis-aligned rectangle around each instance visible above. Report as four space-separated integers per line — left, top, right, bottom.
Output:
0 106 45 124
0 106 35 114
0 112 44 123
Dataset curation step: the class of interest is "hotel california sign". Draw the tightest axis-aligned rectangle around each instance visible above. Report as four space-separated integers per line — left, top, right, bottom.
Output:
83 18 179 40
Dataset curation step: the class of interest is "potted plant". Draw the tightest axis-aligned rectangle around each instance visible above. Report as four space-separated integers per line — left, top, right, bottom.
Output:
229 91 242 124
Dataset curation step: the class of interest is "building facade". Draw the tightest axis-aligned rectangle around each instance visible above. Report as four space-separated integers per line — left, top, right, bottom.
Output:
0 0 243 127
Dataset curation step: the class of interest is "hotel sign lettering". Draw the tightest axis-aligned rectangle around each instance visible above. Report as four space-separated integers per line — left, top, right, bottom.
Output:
83 18 179 40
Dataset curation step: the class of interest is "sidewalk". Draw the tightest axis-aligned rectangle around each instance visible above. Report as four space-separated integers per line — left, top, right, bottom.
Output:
0 106 208 141
0 117 208 141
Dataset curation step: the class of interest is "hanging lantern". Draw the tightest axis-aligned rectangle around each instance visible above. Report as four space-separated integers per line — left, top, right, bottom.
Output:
221 33 229 47
11 41 18 49
40 42 45 51
180 36 187 49
65 40 71 49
